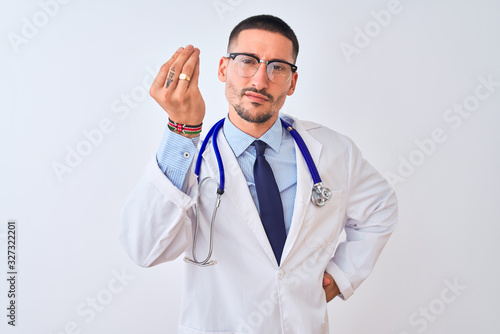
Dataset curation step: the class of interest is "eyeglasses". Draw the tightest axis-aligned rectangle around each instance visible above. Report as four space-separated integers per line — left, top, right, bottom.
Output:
225 53 298 84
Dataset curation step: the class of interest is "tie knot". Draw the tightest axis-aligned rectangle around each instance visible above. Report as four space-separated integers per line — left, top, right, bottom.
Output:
254 140 267 156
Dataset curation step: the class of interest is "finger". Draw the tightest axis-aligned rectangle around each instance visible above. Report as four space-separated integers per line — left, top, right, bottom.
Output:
165 45 196 90
177 48 200 91
189 50 201 89
323 272 332 286
322 277 331 286
150 47 183 94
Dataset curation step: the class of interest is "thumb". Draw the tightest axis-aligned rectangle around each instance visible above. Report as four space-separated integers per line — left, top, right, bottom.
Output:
323 276 331 286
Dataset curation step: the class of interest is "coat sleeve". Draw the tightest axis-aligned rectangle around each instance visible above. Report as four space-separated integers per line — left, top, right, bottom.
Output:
326 138 398 300
118 158 198 267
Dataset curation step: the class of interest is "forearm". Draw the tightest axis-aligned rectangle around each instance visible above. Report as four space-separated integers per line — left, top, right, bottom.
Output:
156 125 200 192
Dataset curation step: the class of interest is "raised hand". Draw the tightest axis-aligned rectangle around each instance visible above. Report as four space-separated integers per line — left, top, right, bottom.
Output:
149 45 206 137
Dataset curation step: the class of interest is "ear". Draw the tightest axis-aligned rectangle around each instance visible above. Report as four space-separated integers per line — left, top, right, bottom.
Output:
218 57 228 82
287 71 298 96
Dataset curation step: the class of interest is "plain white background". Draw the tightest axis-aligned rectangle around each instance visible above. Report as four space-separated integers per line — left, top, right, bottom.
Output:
1 0 499 333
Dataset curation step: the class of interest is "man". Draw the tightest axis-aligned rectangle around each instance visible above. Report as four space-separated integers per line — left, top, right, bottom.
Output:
119 15 397 333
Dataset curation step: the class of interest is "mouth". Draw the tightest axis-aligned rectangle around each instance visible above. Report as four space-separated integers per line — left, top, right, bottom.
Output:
244 91 270 103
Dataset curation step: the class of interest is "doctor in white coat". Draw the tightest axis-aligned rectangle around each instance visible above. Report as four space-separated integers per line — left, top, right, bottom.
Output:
119 15 398 334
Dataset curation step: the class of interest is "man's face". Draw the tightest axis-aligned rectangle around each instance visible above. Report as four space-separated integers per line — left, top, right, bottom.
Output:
218 29 298 128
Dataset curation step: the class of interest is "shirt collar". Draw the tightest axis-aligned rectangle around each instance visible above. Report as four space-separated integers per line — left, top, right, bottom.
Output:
222 115 283 157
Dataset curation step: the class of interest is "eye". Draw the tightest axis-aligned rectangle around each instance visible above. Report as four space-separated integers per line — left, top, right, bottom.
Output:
239 56 257 65
270 63 287 72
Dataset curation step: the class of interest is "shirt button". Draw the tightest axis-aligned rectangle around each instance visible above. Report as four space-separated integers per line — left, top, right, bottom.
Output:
277 269 285 280
183 152 190 158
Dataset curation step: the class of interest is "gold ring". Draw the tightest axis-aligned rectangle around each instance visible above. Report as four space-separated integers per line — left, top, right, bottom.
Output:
179 73 191 82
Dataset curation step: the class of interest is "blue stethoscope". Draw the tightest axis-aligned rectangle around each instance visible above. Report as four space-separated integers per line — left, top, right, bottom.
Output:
184 117 332 267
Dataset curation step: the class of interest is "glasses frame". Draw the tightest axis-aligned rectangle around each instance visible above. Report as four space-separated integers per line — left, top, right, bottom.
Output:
225 53 298 83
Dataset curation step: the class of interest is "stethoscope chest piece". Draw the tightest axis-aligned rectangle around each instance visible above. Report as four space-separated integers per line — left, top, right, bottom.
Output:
311 183 332 207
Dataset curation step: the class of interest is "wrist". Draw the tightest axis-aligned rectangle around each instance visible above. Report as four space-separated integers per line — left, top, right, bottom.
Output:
171 131 201 139
168 118 203 138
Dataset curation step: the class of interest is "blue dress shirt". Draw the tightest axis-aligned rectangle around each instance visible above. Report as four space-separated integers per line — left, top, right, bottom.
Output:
156 116 297 234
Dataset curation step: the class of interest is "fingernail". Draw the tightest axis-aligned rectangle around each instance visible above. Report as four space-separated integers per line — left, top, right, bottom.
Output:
185 45 194 50
176 47 183 53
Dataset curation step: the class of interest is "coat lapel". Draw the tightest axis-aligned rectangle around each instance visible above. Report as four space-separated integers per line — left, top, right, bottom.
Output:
280 116 323 263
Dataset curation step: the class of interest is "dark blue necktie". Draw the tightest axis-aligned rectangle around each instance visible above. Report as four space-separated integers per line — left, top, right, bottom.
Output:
253 140 287 265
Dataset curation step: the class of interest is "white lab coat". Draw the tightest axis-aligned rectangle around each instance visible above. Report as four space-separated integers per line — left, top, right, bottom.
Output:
119 114 397 334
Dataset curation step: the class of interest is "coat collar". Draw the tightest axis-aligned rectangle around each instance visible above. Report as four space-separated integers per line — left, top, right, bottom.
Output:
222 115 283 156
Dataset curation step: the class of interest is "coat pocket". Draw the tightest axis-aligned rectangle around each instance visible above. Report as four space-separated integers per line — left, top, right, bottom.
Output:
304 190 344 249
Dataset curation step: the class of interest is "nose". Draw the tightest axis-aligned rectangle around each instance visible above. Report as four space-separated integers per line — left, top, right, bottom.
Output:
249 62 269 90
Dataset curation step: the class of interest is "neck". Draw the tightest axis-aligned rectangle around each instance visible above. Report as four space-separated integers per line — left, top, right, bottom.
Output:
227 110 279 138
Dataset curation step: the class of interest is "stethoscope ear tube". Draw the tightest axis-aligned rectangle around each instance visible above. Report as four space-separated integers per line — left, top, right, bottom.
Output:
194 118 224 177
195 119 221 177
280 119 322 184
281 119 332 207
211 120 226 193
194 118 226 193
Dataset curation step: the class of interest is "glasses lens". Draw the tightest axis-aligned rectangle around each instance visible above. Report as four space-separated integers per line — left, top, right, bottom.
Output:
234 55 259 78
232 55 293 83
267 61 292 84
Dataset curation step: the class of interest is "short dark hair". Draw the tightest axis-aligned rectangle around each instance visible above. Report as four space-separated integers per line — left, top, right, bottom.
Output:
228 14 299 62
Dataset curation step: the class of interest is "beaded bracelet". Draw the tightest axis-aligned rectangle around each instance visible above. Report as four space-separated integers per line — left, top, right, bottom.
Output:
168 118 203 134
